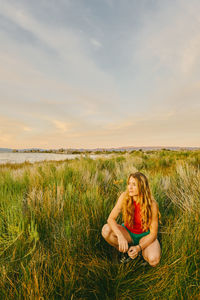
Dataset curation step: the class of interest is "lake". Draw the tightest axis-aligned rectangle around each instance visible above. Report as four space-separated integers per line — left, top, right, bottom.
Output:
0 152 110 164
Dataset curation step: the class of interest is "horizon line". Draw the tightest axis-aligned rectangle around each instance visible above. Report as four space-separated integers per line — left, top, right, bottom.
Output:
1 145 200 150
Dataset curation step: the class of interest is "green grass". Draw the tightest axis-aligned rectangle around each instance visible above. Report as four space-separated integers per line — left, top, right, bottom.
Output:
0 150 199 299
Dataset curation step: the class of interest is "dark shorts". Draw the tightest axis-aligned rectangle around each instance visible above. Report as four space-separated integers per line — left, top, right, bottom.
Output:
121 223 150 245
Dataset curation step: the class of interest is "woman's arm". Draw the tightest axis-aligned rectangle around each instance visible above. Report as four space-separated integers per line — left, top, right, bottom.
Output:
107 192 125 238
107 192 130 252
137 200 159 251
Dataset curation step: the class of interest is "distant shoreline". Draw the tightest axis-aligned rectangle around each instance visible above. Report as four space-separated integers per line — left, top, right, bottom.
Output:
0 152 113 165
0 146 200 154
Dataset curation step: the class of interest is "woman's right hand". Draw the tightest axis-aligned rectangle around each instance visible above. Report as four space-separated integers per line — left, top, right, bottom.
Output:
117 235 129 252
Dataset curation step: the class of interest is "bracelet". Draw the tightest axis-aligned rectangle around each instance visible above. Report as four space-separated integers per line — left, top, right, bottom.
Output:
138 244 142 252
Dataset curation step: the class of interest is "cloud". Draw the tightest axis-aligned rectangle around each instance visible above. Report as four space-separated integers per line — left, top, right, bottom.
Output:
131 0 200 77
0 1 124 121
0 46 123 125
90 38 102 48
51 120 73 133
0 1 117 95
23 126 32 132
0 0 199 148
0 115 32 144
1 106 199 148
100 107 200 146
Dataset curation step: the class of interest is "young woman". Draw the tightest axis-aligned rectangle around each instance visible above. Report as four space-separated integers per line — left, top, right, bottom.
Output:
101 172 161 266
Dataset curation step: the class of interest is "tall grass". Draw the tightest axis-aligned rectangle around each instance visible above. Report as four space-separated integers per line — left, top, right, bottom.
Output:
0 150 199 299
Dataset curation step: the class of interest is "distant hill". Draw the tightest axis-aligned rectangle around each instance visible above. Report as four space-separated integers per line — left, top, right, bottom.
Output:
0 146 199 153
64 146 200 152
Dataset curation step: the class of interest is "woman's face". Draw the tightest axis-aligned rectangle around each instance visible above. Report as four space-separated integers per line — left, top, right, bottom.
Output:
128 176 139 197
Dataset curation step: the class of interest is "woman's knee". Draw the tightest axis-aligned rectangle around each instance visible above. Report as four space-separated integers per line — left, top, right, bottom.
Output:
147 254 160 267
101 224 111 239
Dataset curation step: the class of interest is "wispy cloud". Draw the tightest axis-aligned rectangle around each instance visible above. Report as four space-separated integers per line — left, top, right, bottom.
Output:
0 116 32 144
0 0 199 148
52 120 73 133
90 38 102 48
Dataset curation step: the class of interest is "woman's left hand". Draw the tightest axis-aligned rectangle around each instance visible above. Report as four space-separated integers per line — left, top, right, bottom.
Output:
128 246 139 259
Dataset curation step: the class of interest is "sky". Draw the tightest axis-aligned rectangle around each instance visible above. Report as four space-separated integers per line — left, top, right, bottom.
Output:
0 0 200 149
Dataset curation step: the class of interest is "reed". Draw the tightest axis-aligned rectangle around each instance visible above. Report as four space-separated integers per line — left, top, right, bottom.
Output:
0 150 199 299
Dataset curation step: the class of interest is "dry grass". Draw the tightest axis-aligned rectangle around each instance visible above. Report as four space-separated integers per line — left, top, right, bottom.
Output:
0 150 199 299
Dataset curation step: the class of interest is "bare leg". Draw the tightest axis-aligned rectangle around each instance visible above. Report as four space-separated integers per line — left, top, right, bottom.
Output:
139 236 161 267
101 223 132 251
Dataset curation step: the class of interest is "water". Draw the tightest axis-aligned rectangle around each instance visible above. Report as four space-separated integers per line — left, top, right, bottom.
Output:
0 152 109 164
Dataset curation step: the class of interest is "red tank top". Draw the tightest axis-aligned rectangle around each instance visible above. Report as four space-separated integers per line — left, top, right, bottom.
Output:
124 201 146 234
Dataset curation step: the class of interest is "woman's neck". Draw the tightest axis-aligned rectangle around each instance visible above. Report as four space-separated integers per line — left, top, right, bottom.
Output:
132 195 140 204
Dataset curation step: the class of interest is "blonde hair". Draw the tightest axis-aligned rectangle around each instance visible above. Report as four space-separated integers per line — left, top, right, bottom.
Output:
122 172 161 231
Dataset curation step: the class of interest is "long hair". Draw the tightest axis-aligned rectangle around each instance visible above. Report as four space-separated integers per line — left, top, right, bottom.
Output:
122 172 161 231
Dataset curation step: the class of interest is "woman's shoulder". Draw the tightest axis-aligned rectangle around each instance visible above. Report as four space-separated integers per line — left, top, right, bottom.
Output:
118 191 127 198
151 197 159 212
121 191 127 197
113 191 127 211
116 191 126 202
117 191 128 204
117 191 127 202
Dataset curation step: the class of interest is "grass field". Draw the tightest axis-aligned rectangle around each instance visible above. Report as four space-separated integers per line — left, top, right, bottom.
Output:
0 150 199 299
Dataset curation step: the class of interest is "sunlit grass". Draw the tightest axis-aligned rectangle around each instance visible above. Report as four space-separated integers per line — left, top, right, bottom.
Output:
0 150 199 299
